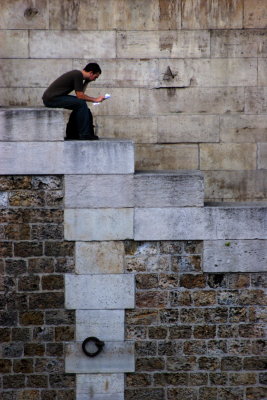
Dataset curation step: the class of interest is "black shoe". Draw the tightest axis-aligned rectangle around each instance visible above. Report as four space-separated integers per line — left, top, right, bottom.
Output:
79 134 99 140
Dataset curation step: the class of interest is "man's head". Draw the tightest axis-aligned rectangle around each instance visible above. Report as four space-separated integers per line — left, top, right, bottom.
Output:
83 62 102 81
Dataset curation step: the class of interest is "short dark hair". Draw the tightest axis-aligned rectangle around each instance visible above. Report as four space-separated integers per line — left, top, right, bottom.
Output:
84 63 101 74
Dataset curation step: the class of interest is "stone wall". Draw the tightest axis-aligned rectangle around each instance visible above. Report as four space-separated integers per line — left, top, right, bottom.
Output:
1 0 267 201
0 175 76 399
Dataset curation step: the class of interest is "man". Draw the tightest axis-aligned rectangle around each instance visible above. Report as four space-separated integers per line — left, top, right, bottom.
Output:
42 63 105 140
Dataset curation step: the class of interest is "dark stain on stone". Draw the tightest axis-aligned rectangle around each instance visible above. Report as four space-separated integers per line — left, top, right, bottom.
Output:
60 0 80 30
163 66 176 81
24 7 39 19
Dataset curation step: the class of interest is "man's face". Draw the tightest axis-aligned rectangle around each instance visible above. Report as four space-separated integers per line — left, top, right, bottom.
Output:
87 71 100 81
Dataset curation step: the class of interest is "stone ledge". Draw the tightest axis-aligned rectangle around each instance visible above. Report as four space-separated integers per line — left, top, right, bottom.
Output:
76 374 124 400
134 206 267 240
0 140 134 174
65 342 135 373
65 274 135 310
203 240 267 272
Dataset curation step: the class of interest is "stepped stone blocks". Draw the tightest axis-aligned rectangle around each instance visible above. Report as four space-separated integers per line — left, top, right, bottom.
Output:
203 240 267 272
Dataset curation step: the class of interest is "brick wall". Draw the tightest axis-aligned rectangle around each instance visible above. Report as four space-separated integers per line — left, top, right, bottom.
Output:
0 176 76 400
1 0 267 201
124 240 267 400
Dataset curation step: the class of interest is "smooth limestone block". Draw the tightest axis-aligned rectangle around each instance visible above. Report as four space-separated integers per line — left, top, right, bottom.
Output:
258 59 267 86
181 0 243 29
88 88 139 116
64 209 134 241
158 115 219 143
220 114 267 143
30 30 116 58
200 143 257 170
76 310 125 341
245 87 267 114
117 30 210 58
76 374 124 400
75 242 125 274
65 175 134 208
0 141 134 175
258 143 267 169
203 240 267 272
65 342 134 373
158 58 257 88
0 88 44 107
0 30 28 58
134 206 267 240
0 108 65 141
134 171 204 207
65 274 135 309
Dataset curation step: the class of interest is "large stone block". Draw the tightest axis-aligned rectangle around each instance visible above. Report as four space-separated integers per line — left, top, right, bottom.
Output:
258 58 267 86
134 171 204 207
203 240 267 272
0 108 65 141
0 88 44 107
0 59 73 88
76 310 125 341
65 274 135 309
200 143 256 170
0 141 134 175
211 30 267 57
75 242 125 274
76 374 124 400
117 30 210 58
244 0 267 28
0 30 28 58
65 175 134 208
89 88 139 116
29 31 116 58
220 114 267 143
204 171 267 202
64 209 134 241
158 115 219 143
181 0 243 29
0 0 48 29
74 58 159 88
135 144 198 170
158 58 257 87
65 342 134 373
245 87 267 114
139 88 244 114
96 116 158 143
134 206 267 240
258 143 267 169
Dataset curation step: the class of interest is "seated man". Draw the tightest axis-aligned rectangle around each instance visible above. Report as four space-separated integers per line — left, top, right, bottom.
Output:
42 62 105 140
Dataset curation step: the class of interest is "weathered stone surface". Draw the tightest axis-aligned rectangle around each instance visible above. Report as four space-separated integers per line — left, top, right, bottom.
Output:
0 30 28 58
204 170 267 202
76 310 125 341
65 274 135 309
244 0 267 28
181 0 243 29
74 58 159 88
158 58 257 87
158 115 219 143
258 143 267 169
134 206 267 240
64 209 133 241
76 373 124 400
117 30 210 58
200 143 256 170
134 171 204 207
140 87 244 114
211 30 267 57
0 88 44 107
65 175 133 208
0 0 48 29
29 31 116 58
75 241 124 274
220 114 267 142
96 116 158 143
0 59 73 88
65 342 134 373
203 240 267 272
0 141 134 174
0 108 65 141
245 87 267 114
258 58 267 86
135 144 198 170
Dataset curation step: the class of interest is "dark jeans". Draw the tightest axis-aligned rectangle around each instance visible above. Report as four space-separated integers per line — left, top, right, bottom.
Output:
43 95 94 138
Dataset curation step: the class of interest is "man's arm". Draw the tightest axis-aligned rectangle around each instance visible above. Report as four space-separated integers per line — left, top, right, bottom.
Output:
75 91 105 103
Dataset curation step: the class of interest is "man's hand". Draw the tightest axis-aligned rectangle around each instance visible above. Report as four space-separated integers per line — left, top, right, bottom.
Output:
75 91 106 103
94 95 105 103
